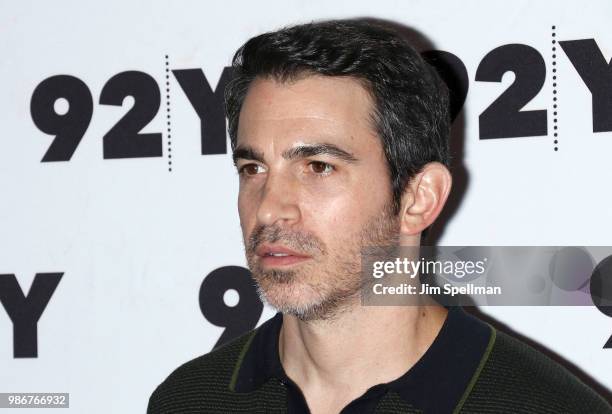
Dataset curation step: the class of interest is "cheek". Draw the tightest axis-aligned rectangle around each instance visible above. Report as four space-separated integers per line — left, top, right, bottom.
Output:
302 174 391 240
237 190 255 234
305 173 386 219
302 196 363 240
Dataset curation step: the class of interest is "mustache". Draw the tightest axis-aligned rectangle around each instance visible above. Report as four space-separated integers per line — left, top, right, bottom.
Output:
246 224 326 256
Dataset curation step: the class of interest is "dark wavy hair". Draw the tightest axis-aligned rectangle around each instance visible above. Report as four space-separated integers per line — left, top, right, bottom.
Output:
225 19 450 216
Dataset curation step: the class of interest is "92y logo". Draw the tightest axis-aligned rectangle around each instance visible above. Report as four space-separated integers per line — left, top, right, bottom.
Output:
30 38 611 162
30 69 233 161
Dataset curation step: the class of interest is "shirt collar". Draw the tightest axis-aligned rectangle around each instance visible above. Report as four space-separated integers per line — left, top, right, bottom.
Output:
231 307 494 413
230 312 285 393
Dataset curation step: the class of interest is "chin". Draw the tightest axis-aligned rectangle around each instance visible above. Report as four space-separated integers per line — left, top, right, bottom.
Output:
255 277 355 322
255 278 328 319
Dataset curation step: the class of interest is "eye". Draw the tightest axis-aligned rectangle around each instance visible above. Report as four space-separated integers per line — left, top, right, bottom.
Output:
238 163 265 176
308 161 334 176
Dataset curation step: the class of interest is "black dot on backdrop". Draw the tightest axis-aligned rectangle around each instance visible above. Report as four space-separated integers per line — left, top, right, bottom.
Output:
166 55 172 173
552 23 558 154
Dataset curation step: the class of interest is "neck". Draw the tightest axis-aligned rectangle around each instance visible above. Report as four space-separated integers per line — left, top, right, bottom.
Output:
278 300 448 411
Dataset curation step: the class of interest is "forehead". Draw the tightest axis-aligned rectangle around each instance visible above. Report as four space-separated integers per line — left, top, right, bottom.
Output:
236 75 380 150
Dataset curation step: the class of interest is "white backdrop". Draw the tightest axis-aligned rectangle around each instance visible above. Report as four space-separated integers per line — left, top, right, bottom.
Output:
1 0 611 411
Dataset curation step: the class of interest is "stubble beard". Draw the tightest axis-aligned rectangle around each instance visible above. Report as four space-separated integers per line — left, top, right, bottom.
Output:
245 201 400 322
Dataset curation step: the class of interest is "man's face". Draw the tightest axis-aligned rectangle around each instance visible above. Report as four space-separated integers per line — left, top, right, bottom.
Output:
234 74 401 321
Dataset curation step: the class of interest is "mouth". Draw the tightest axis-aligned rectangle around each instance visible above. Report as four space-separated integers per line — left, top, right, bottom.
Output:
256 244 312 267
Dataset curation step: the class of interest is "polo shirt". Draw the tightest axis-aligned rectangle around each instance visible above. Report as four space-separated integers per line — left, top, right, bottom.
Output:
232 307 491 413
148 307 612 413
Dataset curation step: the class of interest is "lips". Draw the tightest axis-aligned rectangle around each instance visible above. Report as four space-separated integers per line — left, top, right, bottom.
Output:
255 244 311 267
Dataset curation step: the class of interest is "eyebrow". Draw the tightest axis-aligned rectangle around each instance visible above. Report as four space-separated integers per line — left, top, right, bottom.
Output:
232 146 265 166
283 143 359 163
232 142 359 166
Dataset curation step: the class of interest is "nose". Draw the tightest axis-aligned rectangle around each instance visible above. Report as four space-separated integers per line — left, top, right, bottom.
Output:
256 171 301 227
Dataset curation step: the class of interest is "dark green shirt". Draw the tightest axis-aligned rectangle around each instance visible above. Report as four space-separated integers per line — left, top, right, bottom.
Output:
148 308 612 413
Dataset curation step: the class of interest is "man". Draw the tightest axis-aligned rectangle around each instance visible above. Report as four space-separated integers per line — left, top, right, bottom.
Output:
148 19 611 413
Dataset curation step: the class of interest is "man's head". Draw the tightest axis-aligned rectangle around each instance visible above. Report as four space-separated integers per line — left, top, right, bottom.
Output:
226 19 452 321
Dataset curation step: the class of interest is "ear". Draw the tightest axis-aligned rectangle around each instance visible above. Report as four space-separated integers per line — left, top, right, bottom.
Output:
399 162 452 236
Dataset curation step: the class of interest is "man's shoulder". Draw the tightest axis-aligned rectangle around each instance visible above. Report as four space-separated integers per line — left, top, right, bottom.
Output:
461 327 612 413
146 329 256 414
